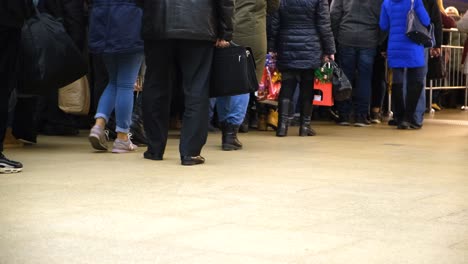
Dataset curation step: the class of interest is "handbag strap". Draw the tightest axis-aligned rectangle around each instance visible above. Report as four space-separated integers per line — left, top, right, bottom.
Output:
410 0 414 10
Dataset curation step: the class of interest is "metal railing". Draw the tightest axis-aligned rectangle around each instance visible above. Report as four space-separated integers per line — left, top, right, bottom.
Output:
427 28 468 113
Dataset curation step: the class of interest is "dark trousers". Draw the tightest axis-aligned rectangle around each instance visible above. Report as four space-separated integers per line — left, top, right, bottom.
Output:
142 39 212 158
0 28 21 152
279 69 315 114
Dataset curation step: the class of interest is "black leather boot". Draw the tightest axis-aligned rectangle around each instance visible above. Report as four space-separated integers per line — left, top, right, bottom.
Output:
392 83 409 129
221 122 242 151
405 81 424 129
276 99 290 137
299 102 316 136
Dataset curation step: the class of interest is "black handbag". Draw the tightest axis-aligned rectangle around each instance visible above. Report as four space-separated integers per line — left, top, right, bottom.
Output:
427 54 446 80
210 44 258 98
20 5 87 95
406 0 434 48
330 61 352 101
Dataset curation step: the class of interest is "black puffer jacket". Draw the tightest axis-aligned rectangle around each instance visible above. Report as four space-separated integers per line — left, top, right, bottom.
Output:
268 0 336 70
39 0 86 50
136 0 234 42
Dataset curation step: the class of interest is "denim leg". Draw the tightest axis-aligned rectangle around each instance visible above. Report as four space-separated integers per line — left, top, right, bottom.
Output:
208 98 216 121
96 52 143 133
414 49 429 125
336 46 357 116
216 93 250 125
355 48 377 115
95 55 117 122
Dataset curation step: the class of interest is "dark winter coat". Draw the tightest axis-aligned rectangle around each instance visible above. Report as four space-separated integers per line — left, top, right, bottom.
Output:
233 0 280 80
423 0 442 48
0 0 34 29
380 0 430 68
330 0 383 48
38 0 86 50
268 0 336 70
88 0 143 54
135 0 234 42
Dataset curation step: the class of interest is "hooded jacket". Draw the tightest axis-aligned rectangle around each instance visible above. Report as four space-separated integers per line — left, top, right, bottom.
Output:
380 0 430 68
88 0 143 54
135 0 234 42
330 0 383 48
268 0 336 70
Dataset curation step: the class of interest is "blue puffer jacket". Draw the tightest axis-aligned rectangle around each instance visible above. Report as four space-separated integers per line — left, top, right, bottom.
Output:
380 0 430 68
88 0 143 54
268 0 336 70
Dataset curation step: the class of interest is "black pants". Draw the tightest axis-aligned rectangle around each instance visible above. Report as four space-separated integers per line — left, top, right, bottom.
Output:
0 28 21 153
279 69 315 114
142 39 212 158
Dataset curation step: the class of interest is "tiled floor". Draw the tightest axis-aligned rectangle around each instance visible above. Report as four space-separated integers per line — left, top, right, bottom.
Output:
1 111 467 263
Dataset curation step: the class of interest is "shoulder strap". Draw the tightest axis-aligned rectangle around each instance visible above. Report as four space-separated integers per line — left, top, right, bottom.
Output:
411 0 415 10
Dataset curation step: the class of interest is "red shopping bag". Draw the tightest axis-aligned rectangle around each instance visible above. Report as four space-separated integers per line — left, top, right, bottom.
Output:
313 64 334 106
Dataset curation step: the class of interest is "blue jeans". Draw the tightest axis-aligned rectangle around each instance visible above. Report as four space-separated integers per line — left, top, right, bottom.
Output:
95 52 143 133
414 49 429 125
216 93 250 125
336 46 377 116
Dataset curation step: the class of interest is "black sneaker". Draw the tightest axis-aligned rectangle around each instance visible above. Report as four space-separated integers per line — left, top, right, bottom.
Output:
0 153 23 174
336 115 351 126
354 114 371 127
370 112 382 124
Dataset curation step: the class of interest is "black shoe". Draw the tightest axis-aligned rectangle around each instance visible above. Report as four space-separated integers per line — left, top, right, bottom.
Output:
336 115 350 126
397 121 410 130
0 153 23 174
143 151 163 160
181 155 205 166
354 114 371 127
388 119 398 126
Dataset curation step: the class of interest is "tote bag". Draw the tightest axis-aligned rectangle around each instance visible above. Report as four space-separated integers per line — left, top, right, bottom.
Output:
210 44 258 98
406 0 434 48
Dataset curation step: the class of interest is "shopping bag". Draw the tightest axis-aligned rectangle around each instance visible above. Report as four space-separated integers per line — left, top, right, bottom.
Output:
330 61 352 101
427 54 446 79
210 45 258 98
313 64 334 106
58 76 90 115
21 7 87 95
258 53 281 101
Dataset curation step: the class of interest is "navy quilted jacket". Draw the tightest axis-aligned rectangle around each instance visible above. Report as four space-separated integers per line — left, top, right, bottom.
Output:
88 0 143 54
268 0 336 70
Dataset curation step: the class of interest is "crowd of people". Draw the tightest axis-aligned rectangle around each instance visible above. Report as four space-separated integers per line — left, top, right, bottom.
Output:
1 0 467 172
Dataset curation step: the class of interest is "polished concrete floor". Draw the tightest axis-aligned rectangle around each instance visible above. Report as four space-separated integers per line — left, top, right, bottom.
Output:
1 111 468 264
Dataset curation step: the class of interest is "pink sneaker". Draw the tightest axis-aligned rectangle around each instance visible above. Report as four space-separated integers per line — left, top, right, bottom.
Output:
112 137 137 153
88 125 109 151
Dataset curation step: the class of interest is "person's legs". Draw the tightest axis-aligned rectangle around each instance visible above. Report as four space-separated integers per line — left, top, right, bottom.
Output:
391 68 408 129
406 67 426 129
370 53 387 123
89 54 118 151
176 40 212 164
276 71 298 137
414 49 429 125
0 27 23 173
142 39 175 160
354 47 377 126
298 70 316 136
336 45 357 125
110 52 144 153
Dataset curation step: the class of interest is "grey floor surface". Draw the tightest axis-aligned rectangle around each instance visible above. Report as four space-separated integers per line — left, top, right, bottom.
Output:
1 111 468 264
